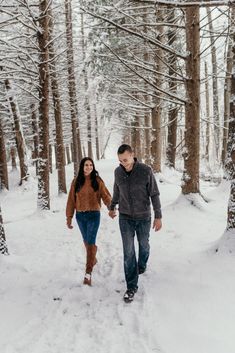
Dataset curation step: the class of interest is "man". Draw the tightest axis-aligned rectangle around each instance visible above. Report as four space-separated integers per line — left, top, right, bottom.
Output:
109 144 162 303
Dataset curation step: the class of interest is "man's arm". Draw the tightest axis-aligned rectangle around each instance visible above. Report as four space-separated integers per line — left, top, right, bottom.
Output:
108 177 119 218
148 168 162 221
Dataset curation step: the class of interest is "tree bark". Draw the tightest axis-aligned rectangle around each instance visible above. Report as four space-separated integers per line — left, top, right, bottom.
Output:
81 13 93 159
143 12 152 166
0 206 8 255
49 144 53 174
4 76 29 185
10 146 17 170
222 8 234 166
226 15 235 229
66 145 71 164
31 103 39 175
204 61 210 162
132 114 142 161
37 0 50 210
65 0 82 174
151 8 164 173
206 8 220 160
0 117 9 190
166 9 178 168
151 105 162 172
94 104 100 160
182 6 200 194
48 8 67 194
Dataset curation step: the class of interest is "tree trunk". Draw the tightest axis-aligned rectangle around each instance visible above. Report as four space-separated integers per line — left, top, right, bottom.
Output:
48 8 67 194
37 0 50 210
144 113 151 165
94 104 100 160
66 145 71 164
0 117 9 190
151 9 164 173
222 8 234 166
182 6 200 195
49 144 53 174
80 13 93 159
132 114 142 161
226 17 235 230
10 146 17 170
85 71 93 159
143 12 152 166
151 105 162 172
204 61 210 162
0 206 8 255
31 103 39 175
65 0 82 174
206 8 220 160
166 9 178 168
4 76 29 185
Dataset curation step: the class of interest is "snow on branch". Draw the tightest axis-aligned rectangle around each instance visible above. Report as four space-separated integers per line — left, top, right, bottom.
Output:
80 6 187 60
137 0 234 7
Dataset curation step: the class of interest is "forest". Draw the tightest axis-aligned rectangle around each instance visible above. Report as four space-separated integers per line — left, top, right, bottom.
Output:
1 2 235 353
0 1 235 254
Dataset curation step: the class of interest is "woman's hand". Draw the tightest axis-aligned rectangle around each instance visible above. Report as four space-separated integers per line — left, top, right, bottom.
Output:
67 219 73 229
109 210 117 219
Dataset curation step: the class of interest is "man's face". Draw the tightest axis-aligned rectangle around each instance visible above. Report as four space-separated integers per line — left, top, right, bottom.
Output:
118 151 134 170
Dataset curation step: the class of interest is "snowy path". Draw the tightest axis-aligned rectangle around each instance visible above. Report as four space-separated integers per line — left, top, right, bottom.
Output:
1 160 235 353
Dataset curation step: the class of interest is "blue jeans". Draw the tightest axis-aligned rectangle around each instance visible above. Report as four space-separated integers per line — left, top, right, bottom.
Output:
119 217 151 290
76 211 100 245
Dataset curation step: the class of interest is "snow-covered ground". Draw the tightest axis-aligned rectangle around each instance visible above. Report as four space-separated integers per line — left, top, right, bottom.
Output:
1 160 234 353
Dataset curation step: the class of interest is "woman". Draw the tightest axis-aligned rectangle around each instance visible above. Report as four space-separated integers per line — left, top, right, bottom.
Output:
66 157 111 286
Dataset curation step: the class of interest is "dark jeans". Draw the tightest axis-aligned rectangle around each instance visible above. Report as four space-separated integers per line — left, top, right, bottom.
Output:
119 217 151 290
76 211 100 245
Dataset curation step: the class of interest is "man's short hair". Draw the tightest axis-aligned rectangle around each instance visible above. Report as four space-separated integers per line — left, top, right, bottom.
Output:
117 144 133 154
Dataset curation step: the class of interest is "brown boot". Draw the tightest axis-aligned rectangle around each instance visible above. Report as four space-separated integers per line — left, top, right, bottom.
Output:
83 273 92 286
93 244 98 266
83 244 97 286
84 242 97 266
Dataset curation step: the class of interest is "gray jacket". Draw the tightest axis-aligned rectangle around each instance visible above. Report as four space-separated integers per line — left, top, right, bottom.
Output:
110 160 162 219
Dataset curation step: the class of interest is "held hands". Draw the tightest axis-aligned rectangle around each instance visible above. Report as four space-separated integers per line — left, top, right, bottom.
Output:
108 210 117 219
152 218 162 232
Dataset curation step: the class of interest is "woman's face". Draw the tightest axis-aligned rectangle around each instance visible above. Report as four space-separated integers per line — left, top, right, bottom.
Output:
84 160 94 176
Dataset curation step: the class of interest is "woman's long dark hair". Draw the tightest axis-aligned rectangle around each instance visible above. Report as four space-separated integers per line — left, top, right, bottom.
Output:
75 157 99 193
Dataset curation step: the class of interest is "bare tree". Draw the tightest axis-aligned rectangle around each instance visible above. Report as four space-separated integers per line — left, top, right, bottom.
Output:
3 75 29 185
48 8 67 194
222 7 234 166
65 0 82 174
182 5 200 194
225 20 235 230
81 13 93 159
151 9 164 173
37 0 51 210
215 17 235 252
94 103 100 160
31 103 39 175
10 147 17 171
0 206 8 255
132 112 142 161
0 116 9 190
204 61 210 162
206 8 220 160
166 9 178 169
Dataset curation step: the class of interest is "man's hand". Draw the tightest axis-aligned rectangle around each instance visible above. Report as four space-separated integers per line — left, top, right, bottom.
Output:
109 210 117 219
152 218 162 232
67 219 73 229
